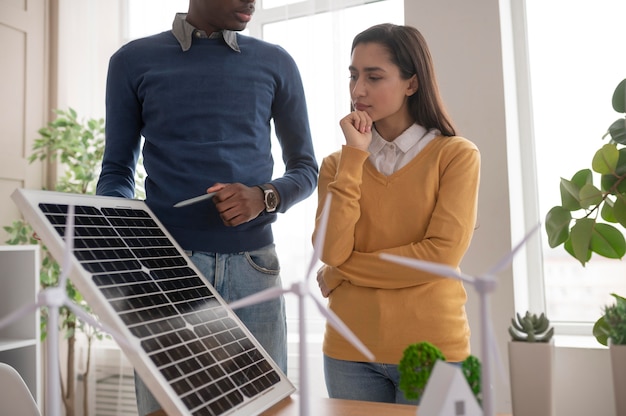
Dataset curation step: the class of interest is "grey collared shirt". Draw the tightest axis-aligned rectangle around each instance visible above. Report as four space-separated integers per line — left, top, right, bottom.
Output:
171 12 240 52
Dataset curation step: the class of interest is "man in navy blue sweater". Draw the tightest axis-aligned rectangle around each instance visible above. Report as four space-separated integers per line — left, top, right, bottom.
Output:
96 1 318 414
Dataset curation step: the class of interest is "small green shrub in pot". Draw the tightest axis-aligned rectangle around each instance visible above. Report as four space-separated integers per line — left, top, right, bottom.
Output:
398 341 482 405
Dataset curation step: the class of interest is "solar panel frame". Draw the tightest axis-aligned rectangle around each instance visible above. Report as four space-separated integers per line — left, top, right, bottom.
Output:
12 188 295 416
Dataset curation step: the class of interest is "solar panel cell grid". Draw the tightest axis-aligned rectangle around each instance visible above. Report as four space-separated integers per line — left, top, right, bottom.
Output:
12 190 294 416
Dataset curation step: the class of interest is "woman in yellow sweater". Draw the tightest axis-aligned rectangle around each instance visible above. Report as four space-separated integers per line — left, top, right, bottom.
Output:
314 23 481 404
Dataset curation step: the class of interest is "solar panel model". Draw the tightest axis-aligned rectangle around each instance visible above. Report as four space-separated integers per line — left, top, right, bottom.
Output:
11 188 295 416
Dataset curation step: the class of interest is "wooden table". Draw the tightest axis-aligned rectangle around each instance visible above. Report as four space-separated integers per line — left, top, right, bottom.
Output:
149 395 512 415
261 395 417 415
148 396 416 416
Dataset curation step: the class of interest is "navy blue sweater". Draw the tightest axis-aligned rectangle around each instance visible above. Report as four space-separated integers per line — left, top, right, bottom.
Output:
97 31 318 253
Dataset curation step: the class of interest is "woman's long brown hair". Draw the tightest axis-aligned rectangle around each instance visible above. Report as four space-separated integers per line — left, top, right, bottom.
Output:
351 24 456 136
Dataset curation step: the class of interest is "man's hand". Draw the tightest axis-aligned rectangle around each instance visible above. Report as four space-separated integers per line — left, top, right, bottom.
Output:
207 183 265 227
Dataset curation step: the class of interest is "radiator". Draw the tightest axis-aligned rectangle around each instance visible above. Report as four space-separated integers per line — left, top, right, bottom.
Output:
87 341 138 416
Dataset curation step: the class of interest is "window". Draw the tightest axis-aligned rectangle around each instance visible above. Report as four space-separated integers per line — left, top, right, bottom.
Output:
521 0 626 331
254 0 404 339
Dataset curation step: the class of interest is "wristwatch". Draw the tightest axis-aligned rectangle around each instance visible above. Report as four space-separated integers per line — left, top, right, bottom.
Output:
257 184 278 213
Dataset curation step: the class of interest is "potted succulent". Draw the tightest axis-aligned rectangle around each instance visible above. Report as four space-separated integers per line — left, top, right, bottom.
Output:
508 311 555 416
592 293 626 415
398 341 481 407
544 77 626 416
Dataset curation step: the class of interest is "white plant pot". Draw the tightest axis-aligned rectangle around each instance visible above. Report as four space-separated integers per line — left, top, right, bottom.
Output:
610 343 626 416
508 341 555 416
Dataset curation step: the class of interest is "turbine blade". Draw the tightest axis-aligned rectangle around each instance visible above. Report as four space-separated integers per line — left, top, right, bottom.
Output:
486 222 541 277
307 194 332 279
228 286 291 310
0 302 39 331
310 296 374 361
380 253 474 284
59 204 75 288
65 302 135 350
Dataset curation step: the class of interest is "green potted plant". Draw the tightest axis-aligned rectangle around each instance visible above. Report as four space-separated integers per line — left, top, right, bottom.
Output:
592 293 626 415
3 108 144 416
593 293 626 346
544 77 626 416
544 78 626 265
398 341 481 406
508 311 555 416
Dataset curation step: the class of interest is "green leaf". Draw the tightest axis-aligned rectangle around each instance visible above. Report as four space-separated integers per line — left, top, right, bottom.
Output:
613 78 626 113
609 118 626 145
601 148 626 194
610 292 626 306
564 235 591 264
593 315 610 346
560 173 587 210
545 206 572 248
614 197 626 227
579 183 603 208
601 197 617 222
570 218 595 265
592 143 619 174
590 223 626 259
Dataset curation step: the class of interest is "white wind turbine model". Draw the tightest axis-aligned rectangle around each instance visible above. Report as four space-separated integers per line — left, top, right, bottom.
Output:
380 223 540 416
229 195 375 416
0 205 133 416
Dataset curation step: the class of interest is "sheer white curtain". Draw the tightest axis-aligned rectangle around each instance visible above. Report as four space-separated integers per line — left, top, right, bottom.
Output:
252 5 406 303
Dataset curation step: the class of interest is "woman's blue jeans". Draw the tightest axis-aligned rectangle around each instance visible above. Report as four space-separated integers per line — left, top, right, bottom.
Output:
324 355 464 405
135 244 287 416
323 354 421 405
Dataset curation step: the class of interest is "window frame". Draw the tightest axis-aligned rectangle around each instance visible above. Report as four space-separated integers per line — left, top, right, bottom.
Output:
509 0 626 341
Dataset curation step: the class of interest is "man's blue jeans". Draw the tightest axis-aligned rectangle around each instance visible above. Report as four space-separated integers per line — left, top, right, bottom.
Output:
135 244 287 416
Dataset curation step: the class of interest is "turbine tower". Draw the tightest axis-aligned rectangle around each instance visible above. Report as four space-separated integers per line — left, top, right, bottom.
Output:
229 195 375 416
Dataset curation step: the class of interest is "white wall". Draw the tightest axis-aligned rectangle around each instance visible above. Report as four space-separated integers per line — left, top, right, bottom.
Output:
404 1 615 415
55 0 123 118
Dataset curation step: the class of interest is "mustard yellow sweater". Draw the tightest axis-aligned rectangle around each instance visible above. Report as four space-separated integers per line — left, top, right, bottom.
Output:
315 135 480 364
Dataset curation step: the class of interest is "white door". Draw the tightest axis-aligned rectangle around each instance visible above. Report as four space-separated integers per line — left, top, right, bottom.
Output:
0 0 47 236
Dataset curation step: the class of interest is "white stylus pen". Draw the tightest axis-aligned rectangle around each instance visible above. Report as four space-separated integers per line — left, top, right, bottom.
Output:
173 192 217 208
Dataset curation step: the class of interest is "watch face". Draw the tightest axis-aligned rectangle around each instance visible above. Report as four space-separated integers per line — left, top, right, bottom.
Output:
266 191 278 211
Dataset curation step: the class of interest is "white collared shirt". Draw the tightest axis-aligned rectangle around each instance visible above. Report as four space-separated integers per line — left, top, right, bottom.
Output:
368 123 439 176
